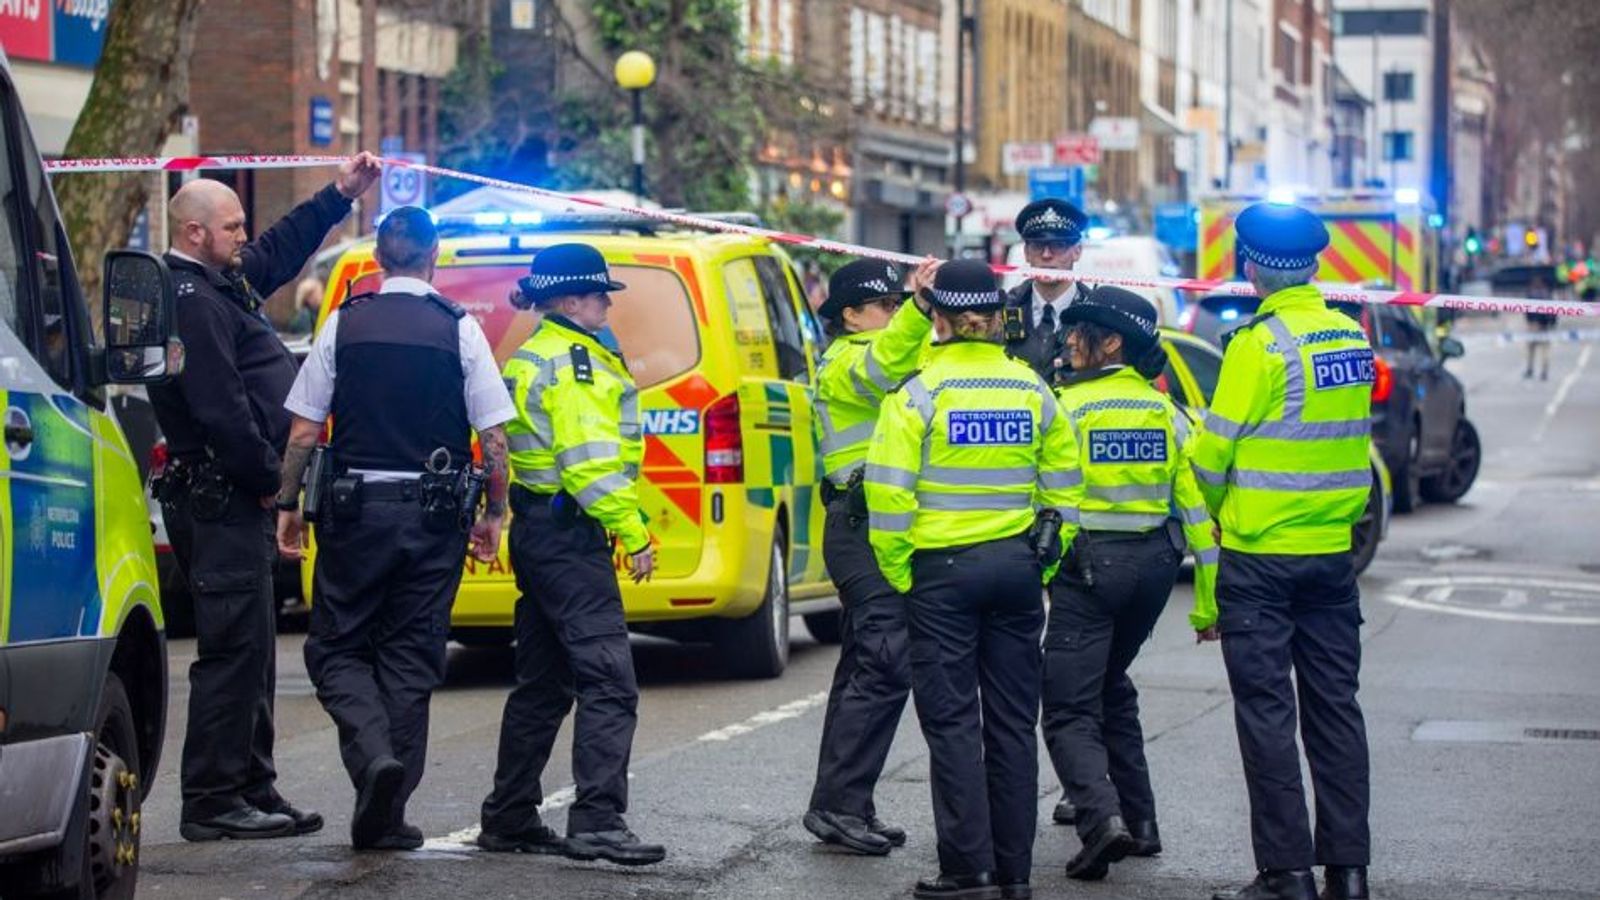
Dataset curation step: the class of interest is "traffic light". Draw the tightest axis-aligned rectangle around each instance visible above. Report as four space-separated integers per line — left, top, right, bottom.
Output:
1464 228 1481 255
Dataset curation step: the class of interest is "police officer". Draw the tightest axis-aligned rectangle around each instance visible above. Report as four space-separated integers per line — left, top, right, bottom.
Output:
865 259 1083 900
275 206 516 850
1040 287 1220 881
478 243 665 866
1004 198 1091 383
151 154 380 842
1193 203 1373 900
803 257 936 856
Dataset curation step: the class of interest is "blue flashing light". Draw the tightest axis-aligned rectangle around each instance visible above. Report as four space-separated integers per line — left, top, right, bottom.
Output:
1085 226 1115 241
1219 307 1241 322
473 211 510 227
1427 213 1445 229
1266 187 1297 205
510 211 544 226
1394 188 1421 206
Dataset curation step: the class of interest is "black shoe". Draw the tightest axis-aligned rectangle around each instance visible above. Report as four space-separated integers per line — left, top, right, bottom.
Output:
1065 815 1134 881
1052 798 1077 825
998 883 1032 900
1213 869 1318 900
803 809 892 856
254 799 324 835
361 823 424 852
350 757 405 850
912 871 1001 900
868 816 906 848
179 807 297 842
1321 866 1369 900
1127 819 1162 857
563 829 667 866
477 823 566 855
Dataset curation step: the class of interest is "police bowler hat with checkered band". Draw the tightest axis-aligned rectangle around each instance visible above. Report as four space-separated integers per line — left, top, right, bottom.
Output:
927 259 1004 312
1060 285 1160 356
819 258 911 321
1016 198 1088 245
517 243 626 306
1234 202 1330 270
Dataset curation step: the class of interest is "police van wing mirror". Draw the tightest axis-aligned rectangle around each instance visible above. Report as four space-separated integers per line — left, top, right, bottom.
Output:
1437 336 1465 360
101 250 182 384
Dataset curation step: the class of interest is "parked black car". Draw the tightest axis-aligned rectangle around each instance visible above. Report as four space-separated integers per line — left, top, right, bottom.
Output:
1182 294 1480 513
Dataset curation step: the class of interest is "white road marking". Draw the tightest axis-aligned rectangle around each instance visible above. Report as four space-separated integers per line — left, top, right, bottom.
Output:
697 690 829 742
1533 344 1593 444
1383 575 1600 625
421 690 830 850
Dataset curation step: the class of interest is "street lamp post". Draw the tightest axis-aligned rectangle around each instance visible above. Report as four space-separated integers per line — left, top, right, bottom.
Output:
614 50 657 202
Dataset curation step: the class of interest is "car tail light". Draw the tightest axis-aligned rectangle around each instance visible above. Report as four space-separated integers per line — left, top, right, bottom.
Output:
1371 356 1393 403
148 439 169 479
704 393 744 484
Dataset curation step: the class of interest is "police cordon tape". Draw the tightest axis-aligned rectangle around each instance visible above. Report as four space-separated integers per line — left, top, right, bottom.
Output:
46 152 1600 320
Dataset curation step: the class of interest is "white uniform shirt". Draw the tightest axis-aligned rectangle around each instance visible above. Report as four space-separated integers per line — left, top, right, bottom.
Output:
1031 281 1083 329
284 276 515 481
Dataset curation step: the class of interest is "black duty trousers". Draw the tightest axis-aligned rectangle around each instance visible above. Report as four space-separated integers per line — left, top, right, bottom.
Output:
481 495 638 836
1217 548 1371 871
809 502 911 818
164 489 282 822
304 496 465 822
1042 529 1179 839
906 535 1043 883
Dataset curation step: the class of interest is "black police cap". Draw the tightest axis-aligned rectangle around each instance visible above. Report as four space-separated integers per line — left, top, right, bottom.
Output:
927 259 1003 312
1059 285 1160 356
517 243 626 306
818 258 910 321
1016 198 1088 244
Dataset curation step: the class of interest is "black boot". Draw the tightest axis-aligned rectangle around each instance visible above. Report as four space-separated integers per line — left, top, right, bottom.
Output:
563 828 667 866
477 822 565 855
1212 869 1318 900
912 871 1001 900
1321 866 1369 900
1126 819 1162 856
1052 798 1077 825
1065 815 1134 881
868 816 907 848
803 809 893 856
350 757 405 850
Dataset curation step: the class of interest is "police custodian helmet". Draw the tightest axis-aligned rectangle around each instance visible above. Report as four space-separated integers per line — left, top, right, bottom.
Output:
1059 285 1161 358
514 243 627 309
1233 202 1330 270
818 258 911 321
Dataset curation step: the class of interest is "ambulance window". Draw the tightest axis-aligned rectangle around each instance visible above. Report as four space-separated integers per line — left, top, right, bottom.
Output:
0 91 24 342
752 255 807 380
17 147 82 389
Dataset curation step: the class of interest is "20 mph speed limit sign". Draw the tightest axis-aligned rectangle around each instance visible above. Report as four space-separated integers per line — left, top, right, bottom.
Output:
381 153 428 214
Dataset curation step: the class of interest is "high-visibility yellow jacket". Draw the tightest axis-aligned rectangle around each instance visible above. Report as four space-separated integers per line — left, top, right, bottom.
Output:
814 301 932 487
502 314 649 553
1056 365 1218 629
1191 284 1374 555
865 340 1083 592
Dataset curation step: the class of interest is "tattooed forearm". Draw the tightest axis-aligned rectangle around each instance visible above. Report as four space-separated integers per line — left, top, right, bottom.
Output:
277 417 322 506
480 425 509 517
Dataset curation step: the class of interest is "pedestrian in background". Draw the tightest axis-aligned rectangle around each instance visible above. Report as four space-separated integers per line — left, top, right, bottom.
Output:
865 259 1083 900
803 257 936 856
276 205 514 850
1523 274 1556 380
478 243 665 866
1041 286 1219 882
151 154 380 842
1004 198 1090 383
1193 202 1374 900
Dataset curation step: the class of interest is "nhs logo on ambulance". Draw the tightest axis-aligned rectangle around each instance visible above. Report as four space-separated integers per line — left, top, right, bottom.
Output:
1088 429 1167 464
948 410 1033 445
642 409 701 435
1310 348 1376 390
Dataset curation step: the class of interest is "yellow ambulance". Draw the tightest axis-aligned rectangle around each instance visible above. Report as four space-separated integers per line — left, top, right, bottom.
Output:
309 211 837 677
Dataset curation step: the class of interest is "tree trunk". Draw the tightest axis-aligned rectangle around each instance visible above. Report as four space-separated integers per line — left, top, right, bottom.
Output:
53 0 208 321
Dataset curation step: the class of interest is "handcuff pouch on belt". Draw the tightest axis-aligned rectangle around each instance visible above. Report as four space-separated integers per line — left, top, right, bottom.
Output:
835 468 868 525
153 459 232 522
1068 531 1095 587
420 447 482 534
1028 508 1064 568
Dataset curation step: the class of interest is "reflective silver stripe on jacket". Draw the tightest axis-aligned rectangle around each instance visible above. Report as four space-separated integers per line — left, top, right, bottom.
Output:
865 463 918 490
1195 546 1221 565
1206 411 1369 442
506 432 547 452
511 465 559 487
1080 510 1169 531
1055 506 1081 524
902 376 935 424
557 441 620 468
1085 483 1171 503
819 419 875 456
1173 408 1192 448
923 464 1035 486
1230 468 1371 491
1263 317 1307 421
1179 503 1211 526
869 510 914 532
915 490 1032 511
1193 463 1228 486
1038 468 1084 489
863 349 897 392
574 471 633 508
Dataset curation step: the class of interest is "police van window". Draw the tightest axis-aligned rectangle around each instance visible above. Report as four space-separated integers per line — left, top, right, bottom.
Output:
11 102 86 392
0 93 24 342
752 255 808 380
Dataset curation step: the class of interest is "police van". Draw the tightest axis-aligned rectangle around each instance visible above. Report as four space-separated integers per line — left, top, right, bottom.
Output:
311 211 837 677
0 50 180 900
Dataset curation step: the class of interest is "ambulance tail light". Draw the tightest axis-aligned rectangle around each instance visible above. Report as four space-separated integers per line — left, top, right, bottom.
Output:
1371 356 1394 403
704 394 744 484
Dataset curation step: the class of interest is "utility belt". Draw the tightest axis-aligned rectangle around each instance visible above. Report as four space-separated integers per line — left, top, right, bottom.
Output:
1056 520 1186 588
304 447 485 534
822 468 868 524
151 456 235 522
510 483 588 527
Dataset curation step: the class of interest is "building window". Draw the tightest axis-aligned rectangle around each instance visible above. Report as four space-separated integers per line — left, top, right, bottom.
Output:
849 8 866 105
1383 71 1414 101
1335 9 1428 37
1383 131 1414 161
1276 28 1299 83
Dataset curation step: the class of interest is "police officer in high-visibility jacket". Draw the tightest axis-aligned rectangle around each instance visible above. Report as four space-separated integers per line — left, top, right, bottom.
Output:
804 257 938 856
1194 204 1373 900
478 243 665 866
866 259 1083 900
1040 286 1219 882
